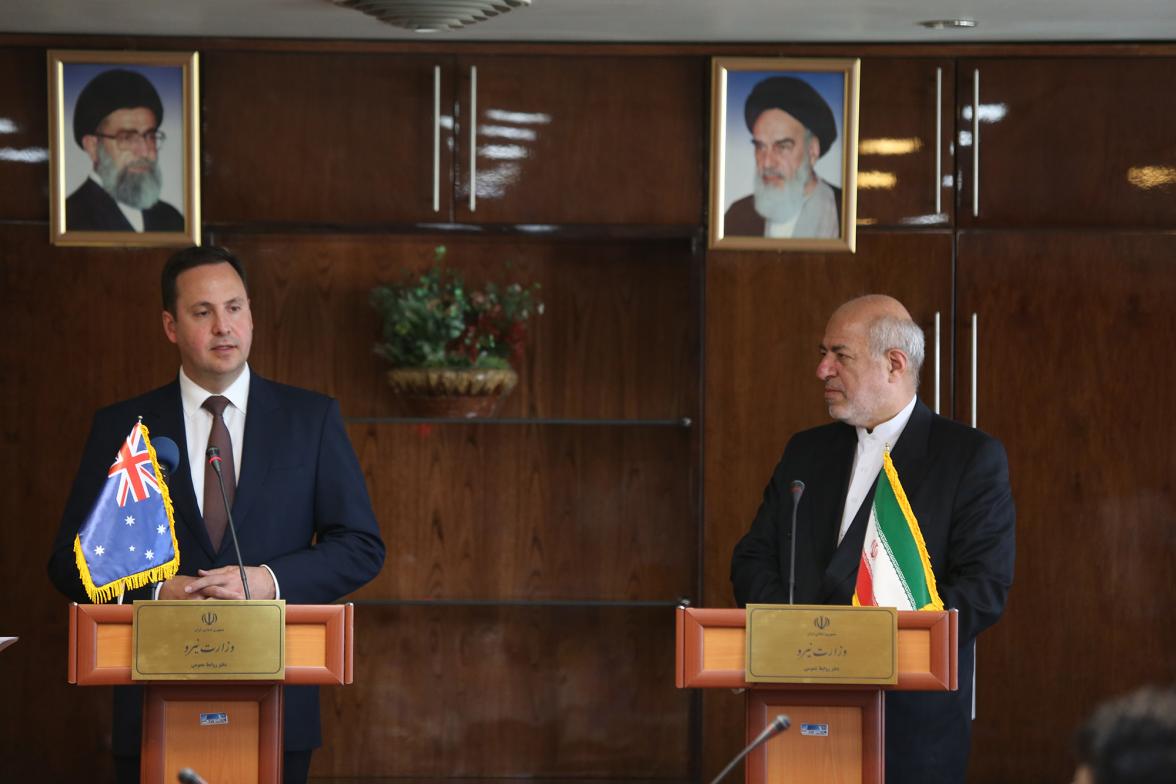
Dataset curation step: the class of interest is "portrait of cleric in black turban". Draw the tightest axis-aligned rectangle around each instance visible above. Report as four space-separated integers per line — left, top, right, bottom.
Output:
50 52 198 246
710 60 859 251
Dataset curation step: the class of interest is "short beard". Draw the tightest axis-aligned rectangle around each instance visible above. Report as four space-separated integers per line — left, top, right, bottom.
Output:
96 145 162 210
753 157 812 224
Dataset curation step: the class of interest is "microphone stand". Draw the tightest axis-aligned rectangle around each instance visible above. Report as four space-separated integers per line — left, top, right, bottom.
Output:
708 714 791 784
207 447 251 600
788 480 805 605
177 768 209 784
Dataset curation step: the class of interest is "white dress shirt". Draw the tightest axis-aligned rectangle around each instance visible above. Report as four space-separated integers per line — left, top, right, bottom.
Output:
148 363 279 598
837 395 918 545
178 364 249 514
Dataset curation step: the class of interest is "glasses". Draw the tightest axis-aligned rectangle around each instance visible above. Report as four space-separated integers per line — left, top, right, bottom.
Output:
93 129 166 150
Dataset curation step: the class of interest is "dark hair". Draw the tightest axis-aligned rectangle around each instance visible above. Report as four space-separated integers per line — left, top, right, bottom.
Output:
161 245 248 314
1075 685 1176 784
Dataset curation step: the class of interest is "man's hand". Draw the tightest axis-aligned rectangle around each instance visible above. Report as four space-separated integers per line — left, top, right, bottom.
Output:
183 565 277 600
158 575 208 600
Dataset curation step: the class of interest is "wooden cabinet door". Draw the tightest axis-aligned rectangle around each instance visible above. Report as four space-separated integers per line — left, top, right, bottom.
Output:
203 52 455 225
957 231 1176 783
452 55 704 225
0 48 48 221
957 58 1176 227
857 58 954 228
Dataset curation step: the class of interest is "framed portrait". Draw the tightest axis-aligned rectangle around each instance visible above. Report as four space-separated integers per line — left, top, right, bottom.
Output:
709 57 860 252
48 50 200 247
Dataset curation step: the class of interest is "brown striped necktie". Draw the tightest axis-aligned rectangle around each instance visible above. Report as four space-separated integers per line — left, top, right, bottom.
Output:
202 395 236 551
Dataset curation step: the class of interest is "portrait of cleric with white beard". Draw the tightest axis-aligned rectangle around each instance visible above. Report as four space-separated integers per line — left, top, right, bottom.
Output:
63 67 184 233
722 73 844 240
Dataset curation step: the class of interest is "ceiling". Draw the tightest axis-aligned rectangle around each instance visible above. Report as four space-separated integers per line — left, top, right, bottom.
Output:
3 0 1176 43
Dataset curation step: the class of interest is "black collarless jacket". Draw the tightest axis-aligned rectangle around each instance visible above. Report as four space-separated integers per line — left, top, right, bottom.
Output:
65 177 184 232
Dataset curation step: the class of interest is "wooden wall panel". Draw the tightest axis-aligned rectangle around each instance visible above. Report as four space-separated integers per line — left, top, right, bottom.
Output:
454 56 705 225
957 58 1176 228
958 231 1176 783
213 232 698 420
349 423 694 601
317 606 690 778
202 52 456 224
857 58 954 227
0 48 50 221
0 223 178 506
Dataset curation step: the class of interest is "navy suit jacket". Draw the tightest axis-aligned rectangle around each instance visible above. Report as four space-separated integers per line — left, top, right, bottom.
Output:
731 400 1015 783
65 178 184 233
49 373 386 754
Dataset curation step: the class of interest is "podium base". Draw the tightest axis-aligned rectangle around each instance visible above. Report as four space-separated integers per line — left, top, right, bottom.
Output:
142 684 283 784
747 688 882 784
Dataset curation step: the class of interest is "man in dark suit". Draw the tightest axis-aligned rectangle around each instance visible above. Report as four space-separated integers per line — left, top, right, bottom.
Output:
731 294 1015 783
66 68 184 232
48 245 386 784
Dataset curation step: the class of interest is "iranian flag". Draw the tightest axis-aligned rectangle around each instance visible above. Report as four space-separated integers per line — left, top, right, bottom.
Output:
852 450 944 611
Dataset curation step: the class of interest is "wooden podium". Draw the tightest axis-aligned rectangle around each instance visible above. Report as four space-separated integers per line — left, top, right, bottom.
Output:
676 607 957 784
68 603 354 784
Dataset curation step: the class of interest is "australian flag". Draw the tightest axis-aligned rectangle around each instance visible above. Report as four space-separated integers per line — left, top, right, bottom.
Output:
73 420 180 603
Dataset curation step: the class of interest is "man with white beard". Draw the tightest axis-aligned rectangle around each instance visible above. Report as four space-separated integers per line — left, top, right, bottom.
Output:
724 75 841 239
66 69 184 232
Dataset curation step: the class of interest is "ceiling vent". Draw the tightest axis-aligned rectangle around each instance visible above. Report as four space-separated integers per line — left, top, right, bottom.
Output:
331 0 532 32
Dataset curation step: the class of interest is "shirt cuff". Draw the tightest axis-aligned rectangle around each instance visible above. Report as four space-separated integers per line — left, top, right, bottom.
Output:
261 564 280 599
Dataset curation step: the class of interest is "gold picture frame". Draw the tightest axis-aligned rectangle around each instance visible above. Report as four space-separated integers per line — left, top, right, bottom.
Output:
48 50 201 247
709 57 860 252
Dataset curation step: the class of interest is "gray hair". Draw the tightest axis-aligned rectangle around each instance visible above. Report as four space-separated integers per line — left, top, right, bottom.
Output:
868 316 925 381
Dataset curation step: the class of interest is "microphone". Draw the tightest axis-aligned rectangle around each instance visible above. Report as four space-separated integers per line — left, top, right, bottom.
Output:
206 446 251 600
708 714 791 784
788 480 805 605
152 436 181 483
177 769 208 784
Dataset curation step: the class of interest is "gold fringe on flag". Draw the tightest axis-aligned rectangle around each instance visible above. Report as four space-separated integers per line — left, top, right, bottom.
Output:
71 420 181 603
880 450 944 611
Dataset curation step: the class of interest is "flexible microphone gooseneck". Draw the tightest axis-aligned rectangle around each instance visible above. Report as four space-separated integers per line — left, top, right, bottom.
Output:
177 768 209 784
206 446 251 600
788 480 805 605
708 714 791 784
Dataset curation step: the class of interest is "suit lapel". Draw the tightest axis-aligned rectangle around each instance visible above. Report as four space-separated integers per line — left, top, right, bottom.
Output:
140 381 218 560
888 399 933 491
821 476 876 602
799 426 855 601
231 374 279 533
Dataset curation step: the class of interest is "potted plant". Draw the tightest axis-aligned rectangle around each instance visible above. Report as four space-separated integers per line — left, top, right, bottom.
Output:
370 246 542 418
